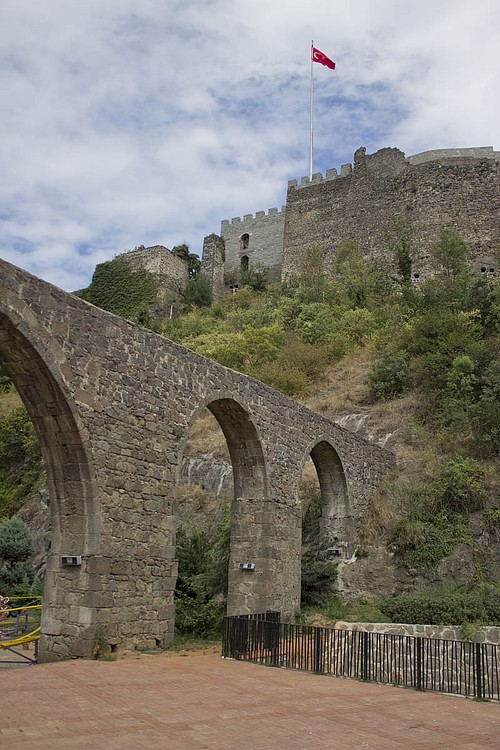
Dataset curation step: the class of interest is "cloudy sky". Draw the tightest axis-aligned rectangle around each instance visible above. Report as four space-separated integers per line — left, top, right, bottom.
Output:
1 0 499 291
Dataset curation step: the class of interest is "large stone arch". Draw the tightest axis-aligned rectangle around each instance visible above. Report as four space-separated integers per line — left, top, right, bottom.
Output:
302 438 353 556
180 396 274 614
0 311 101 660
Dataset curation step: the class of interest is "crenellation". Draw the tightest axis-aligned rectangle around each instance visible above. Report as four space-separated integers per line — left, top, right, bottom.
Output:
221 206 285 226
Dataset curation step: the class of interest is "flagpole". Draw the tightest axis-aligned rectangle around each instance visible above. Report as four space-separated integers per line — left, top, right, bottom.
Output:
309 40 314 181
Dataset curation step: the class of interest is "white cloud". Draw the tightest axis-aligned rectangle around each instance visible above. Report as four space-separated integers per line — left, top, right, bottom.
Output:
0 0 499 290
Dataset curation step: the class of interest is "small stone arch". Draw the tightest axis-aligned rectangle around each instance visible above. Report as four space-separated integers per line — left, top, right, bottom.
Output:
240 255 249 272
306 439 351 555
240 233 250 251
179 397 271 615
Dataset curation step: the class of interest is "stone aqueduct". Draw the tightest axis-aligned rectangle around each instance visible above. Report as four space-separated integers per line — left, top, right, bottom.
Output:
0 259 394 661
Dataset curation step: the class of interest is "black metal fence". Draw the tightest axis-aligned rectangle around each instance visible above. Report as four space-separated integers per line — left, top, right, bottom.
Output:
222 614 500 701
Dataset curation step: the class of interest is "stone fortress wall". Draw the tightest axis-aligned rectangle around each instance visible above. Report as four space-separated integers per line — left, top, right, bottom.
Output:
119 244 189 301
203 145 499 295
283 145 500 280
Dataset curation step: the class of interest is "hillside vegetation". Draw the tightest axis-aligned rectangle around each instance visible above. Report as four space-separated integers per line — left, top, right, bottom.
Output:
0 231 499 627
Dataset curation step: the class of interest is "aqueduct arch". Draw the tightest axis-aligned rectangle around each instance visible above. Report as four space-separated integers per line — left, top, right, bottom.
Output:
0 258 395 660
309 440 351 546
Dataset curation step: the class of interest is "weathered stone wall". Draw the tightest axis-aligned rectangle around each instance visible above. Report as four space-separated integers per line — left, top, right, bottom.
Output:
0 258 394 661
283 146 500 280
201 233 226 302
221 207 285 282
334 621 500 644
120 244 189 298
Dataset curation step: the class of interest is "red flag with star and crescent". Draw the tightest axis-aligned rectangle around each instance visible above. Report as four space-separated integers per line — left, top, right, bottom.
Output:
312 46 335 70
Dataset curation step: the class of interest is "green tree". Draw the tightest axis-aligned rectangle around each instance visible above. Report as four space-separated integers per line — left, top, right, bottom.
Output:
184 274 212 307
334 239 374 306
432 229 468 280
297 247 329 303
389 220 414 283
0 405 43 518
172 244 202 279
0 516 37 596
301 492 337 606
0 516 33 564
174 511 230 638
239 262 268 292
0 367 11 393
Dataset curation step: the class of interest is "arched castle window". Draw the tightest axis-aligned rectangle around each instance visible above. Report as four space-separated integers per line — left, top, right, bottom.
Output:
240 255 249 271
240 233 250 250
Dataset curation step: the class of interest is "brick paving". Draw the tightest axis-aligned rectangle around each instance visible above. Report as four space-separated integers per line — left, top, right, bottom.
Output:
1 647 499 749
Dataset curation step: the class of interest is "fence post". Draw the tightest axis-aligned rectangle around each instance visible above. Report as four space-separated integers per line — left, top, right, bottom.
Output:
415 637 424 691
475 642 483 700
361 631 369 681
313 627 324 673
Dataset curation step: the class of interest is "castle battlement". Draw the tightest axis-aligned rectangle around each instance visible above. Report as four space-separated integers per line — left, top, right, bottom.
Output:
221 206 285 227
288 163 353 190
288 146 500 191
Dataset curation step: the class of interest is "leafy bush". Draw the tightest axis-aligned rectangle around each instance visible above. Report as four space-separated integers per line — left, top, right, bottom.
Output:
174 594 224 638
255 362 309 396
301 493 338 606
184 274 212 307
431 456 488 514
367 350 410 400
0 367 11 393
0 517 37 596
380 585 500 626
389 512 470 570
174 512 230 638
294 303 335 344
239 263 268 292
0 406 43 517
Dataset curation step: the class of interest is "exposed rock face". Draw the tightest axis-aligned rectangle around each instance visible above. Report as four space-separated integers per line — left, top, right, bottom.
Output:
180 455 233 498
335 545 398 601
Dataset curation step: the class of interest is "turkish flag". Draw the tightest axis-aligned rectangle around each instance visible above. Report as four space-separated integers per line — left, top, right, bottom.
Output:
312 47 336 70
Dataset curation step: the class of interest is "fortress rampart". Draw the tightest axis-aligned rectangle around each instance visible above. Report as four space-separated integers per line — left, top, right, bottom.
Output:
202 145 499 296
282 146 500 280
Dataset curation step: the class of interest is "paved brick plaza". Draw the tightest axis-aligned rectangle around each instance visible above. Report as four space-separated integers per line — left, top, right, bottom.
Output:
2 648 498 749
